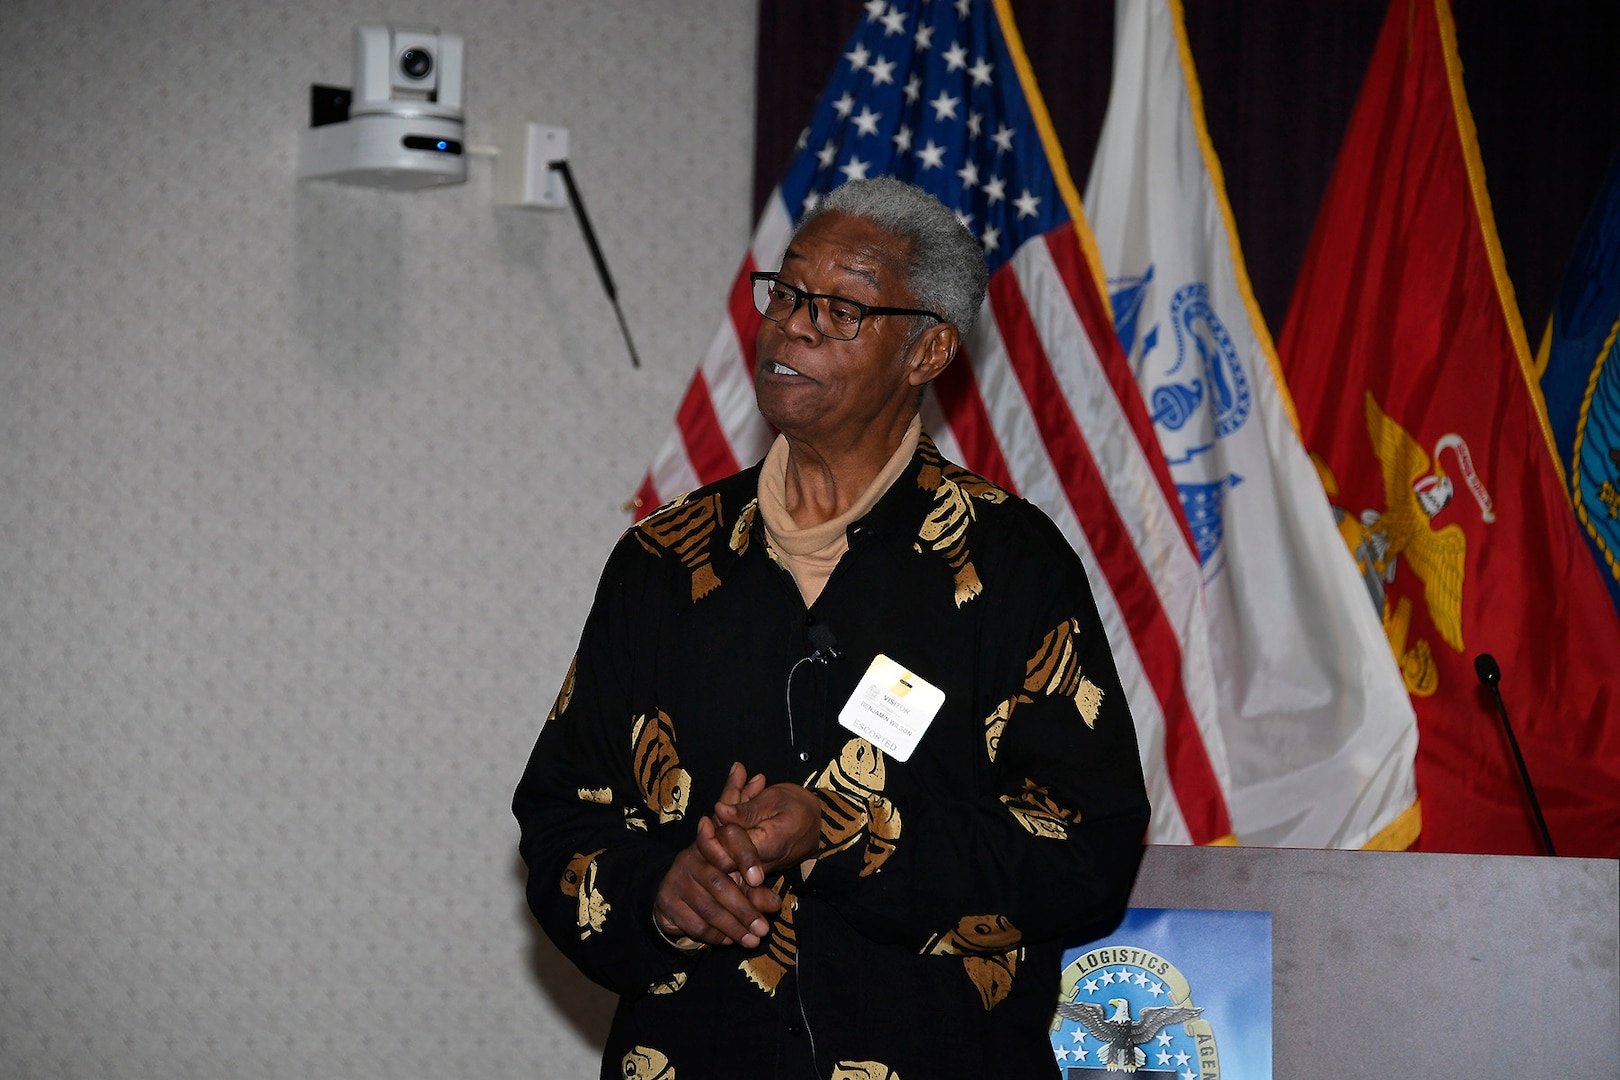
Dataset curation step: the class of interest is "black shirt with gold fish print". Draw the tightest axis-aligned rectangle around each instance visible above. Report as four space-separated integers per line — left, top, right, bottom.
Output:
514 433 1151 1080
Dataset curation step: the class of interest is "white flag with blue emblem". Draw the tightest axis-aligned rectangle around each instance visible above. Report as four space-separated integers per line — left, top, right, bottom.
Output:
1082 0 1418 848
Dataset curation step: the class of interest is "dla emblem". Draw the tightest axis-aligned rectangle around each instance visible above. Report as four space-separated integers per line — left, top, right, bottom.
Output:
1050 944 1216 1078
1109 271 1249 572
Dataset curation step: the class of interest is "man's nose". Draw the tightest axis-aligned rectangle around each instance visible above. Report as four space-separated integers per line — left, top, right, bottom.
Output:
780 295 822 340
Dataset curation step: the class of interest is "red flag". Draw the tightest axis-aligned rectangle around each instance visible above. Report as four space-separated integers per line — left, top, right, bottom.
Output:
1278 0 1620 856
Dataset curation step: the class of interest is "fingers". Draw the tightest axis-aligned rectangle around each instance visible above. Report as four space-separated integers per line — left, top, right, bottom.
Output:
654 842 773 949
710 784 823 872
715 761 749 807
741 770 768 802
698 814 766 888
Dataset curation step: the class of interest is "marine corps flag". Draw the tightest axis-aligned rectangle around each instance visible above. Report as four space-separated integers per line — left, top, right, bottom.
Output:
635 0 1235 844
1083 0 1418 850
1278 0 1620 856
1538 151 1620 618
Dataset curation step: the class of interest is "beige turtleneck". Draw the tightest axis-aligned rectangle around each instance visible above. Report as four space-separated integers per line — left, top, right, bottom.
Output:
756 415 922 607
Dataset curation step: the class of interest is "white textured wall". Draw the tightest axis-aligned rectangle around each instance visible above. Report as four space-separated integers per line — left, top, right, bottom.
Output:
0 2 755 1076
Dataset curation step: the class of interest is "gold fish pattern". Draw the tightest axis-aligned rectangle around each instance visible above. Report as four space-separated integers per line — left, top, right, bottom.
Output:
547 654 577 724
630 709 691 824
729 497 757 556
925 913 1025 1010
982 693 1031 763
621 1045 676 1080
1025 618 1104 727
636 492 725 602
559 849 610 939
812 738 902 877
914 437 1008 607
647 972 687 996
738 885 799 995
831 1063 900 1080
1000 780 1079 840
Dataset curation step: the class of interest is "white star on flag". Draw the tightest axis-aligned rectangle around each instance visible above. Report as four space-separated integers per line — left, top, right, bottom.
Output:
968 57 993 86
929 89 959 121
942 41 968 71
852 106 882 136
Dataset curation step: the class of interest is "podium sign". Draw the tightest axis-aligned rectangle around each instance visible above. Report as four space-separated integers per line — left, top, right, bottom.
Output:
1053 908 1271 1078
1114 844 1620 1077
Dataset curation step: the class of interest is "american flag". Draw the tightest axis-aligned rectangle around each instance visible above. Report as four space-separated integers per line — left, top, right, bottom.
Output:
635 0 1233 844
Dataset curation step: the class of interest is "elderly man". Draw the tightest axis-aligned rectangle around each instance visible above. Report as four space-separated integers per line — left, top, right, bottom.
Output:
514 177 1150 1080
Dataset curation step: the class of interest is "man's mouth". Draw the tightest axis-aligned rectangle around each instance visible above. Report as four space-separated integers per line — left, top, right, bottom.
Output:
769 362 802 377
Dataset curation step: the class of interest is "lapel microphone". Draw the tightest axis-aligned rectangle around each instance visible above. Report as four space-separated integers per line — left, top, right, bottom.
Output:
807 623 842 663
787 623 843 756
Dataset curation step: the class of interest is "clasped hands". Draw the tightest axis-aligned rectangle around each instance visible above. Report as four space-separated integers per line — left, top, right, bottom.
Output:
653 761 821 950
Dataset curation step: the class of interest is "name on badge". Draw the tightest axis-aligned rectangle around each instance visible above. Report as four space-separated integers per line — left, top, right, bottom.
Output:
837 654 945 762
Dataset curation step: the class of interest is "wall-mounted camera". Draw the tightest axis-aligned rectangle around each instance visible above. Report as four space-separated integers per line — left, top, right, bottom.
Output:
297 25 467 190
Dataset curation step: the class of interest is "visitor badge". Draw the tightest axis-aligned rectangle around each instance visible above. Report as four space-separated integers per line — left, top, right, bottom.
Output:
838 654 945 762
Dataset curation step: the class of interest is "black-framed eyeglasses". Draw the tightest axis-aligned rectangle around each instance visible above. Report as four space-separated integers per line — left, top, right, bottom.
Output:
750 272 944 341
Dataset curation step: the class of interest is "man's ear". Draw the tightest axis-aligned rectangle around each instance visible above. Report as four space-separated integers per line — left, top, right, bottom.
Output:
907 322 960 387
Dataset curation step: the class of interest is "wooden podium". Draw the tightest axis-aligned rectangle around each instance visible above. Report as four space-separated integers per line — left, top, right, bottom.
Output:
1125 845 1620 1076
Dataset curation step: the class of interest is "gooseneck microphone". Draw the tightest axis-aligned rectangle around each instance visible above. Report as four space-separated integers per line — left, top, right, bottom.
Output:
1473 652 1557 856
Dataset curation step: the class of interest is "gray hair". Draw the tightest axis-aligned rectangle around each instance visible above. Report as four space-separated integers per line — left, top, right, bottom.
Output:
798 177 990 336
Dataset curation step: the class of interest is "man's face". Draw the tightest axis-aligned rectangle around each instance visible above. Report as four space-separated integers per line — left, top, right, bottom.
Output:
753 212 928 446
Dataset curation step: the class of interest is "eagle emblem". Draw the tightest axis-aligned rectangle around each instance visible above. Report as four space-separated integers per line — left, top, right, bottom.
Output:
1053 997 1204 1071
1315 392 1493 695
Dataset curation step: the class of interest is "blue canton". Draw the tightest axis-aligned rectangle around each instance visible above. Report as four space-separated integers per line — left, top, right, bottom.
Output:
777 0 1065 277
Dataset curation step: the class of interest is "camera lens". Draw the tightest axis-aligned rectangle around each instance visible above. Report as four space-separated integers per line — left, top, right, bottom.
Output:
399 48 433 80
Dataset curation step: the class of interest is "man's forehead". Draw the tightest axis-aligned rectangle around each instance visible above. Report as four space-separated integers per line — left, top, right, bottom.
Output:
781 214 907 288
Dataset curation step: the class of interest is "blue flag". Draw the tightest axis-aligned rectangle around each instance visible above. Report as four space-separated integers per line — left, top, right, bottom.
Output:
1540 151 1620 615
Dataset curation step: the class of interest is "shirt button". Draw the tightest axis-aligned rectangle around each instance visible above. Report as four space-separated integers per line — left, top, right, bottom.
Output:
787 1022 803 1037
803 612 816 625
